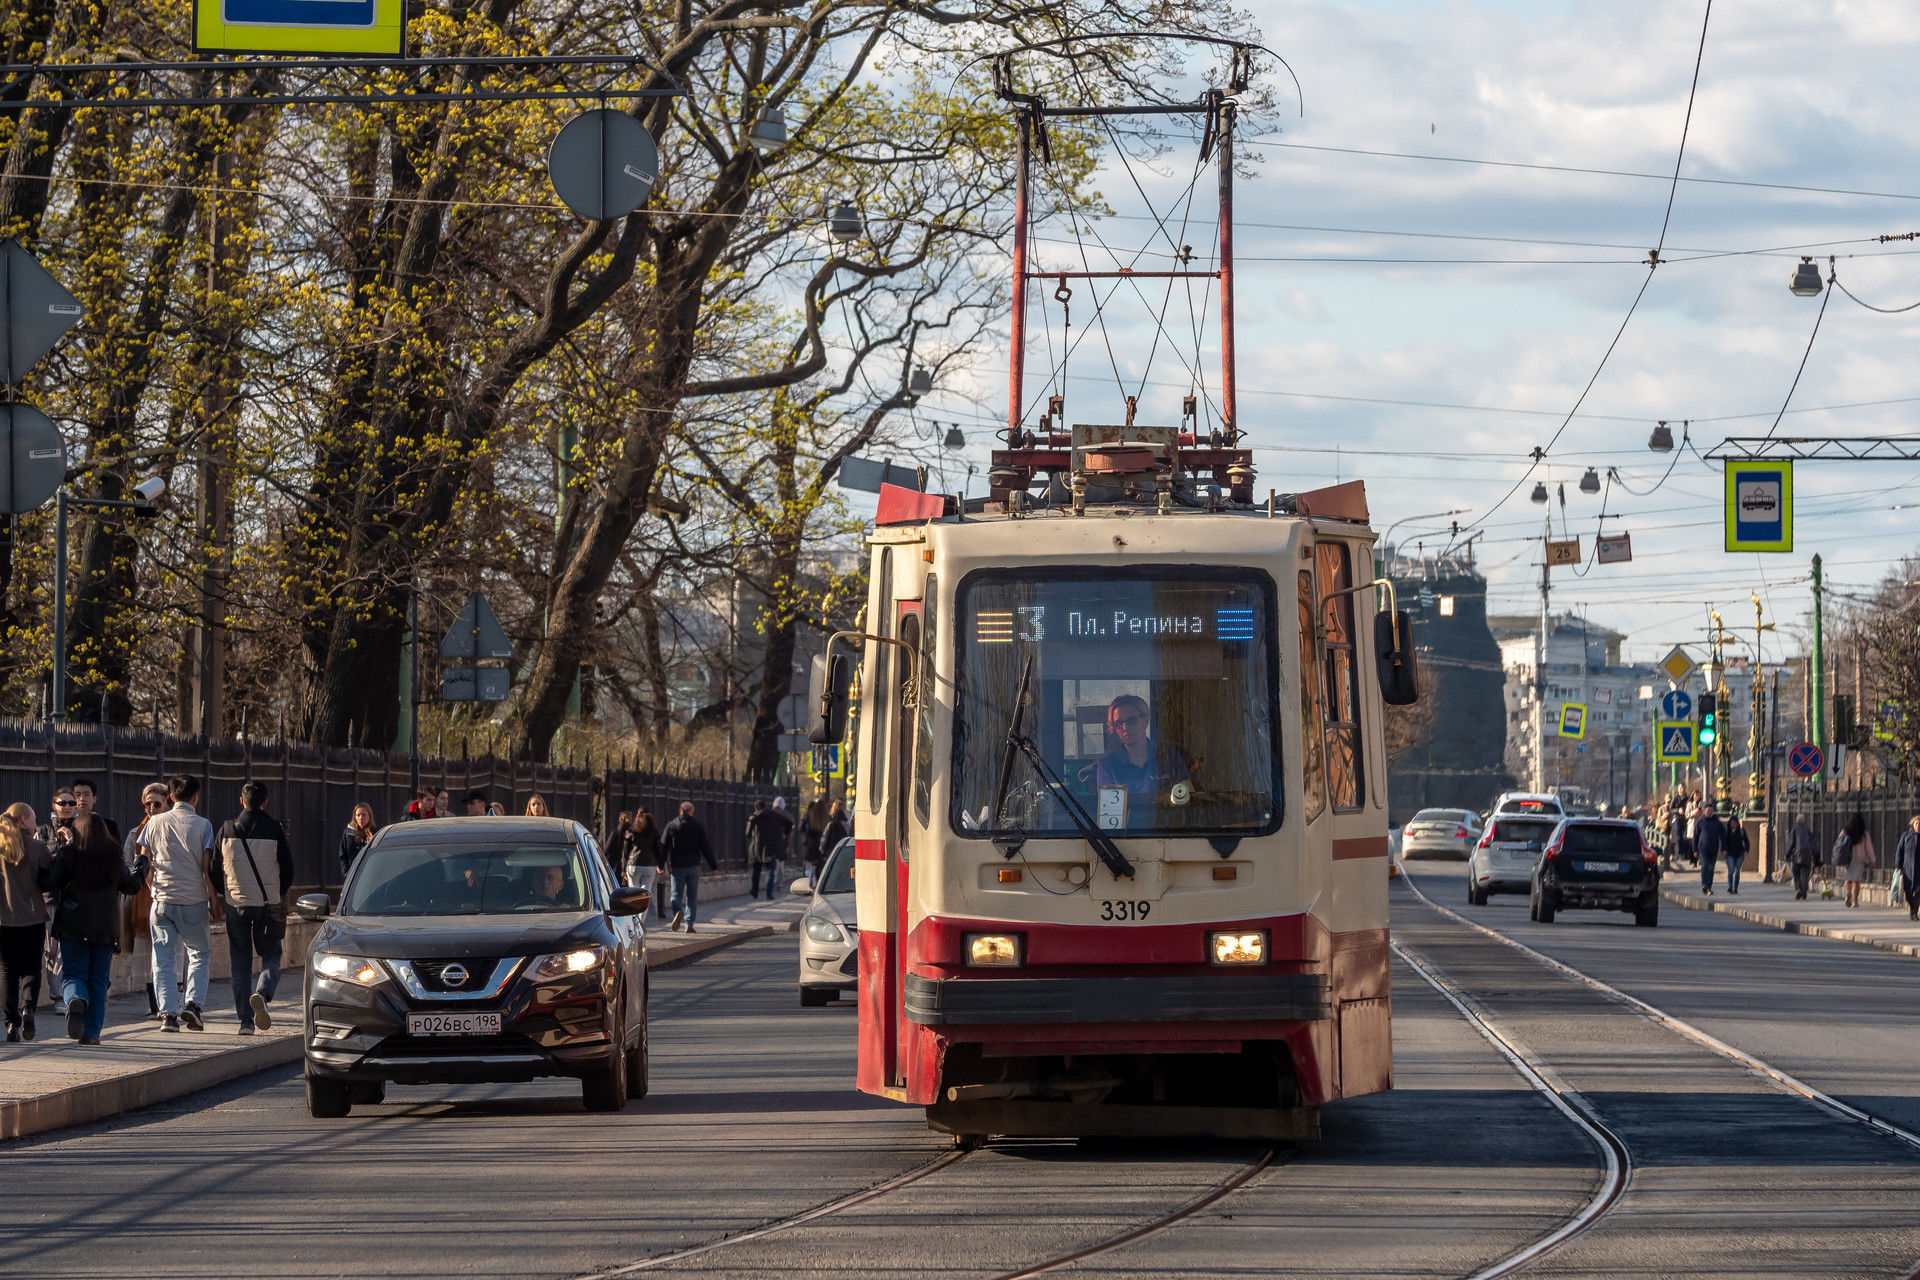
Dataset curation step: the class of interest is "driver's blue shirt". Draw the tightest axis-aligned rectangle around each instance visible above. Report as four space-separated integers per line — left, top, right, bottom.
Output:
1095 742 1190 796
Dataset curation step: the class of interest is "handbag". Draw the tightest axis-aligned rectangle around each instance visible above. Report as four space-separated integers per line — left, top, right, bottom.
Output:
236 834 289 942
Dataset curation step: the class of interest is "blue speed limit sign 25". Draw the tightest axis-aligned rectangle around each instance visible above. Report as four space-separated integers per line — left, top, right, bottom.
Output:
1660 689 1692 720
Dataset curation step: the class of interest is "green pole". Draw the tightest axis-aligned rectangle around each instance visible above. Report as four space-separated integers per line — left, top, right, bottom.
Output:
1810 553 1826 747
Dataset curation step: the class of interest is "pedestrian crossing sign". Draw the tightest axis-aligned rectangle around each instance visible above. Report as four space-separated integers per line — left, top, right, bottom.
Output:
1558 703 1587 739
809 744 845 778
1655 720 1698 763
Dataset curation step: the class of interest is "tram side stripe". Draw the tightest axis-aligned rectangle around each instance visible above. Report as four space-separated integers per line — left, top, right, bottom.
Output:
1331 835 1389 860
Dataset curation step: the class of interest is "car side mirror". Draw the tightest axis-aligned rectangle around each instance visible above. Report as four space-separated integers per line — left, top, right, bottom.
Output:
807 652 853 745
610 886 651 917
293 893 331 921
789 877 814 896
1374 609 1421 706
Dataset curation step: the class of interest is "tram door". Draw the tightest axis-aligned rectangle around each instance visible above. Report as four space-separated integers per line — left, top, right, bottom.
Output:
888 601 922 1089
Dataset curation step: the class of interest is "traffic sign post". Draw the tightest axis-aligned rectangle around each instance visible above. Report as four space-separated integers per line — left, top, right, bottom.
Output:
1787 742 1824 778
1655 720 1698 763
1724 459 1793 553
1659 689 1693 721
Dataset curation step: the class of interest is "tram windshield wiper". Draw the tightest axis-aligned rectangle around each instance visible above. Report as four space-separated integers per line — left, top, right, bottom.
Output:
991 657 1135 881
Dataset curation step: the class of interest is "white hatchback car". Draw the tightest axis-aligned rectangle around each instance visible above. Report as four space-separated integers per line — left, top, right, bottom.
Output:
1467 812 1563 905
796 838 856 1006
1400 808 1482 860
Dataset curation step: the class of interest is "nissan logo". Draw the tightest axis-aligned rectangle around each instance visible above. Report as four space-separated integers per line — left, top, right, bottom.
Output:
441 963 469 987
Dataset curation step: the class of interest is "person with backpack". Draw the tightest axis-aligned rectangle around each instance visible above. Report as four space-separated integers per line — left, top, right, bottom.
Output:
1785 814 1818 900
1693 802 1727 896
746 799 794 900
1723 814 1750 895
212 782 294 1033
1837 812 1876 909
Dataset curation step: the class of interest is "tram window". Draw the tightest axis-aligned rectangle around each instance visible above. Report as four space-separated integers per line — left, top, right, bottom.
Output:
949 568 1280 839
1315 542 1364 812
868 548 893 816
1296 570 1326 823
913 575 938 827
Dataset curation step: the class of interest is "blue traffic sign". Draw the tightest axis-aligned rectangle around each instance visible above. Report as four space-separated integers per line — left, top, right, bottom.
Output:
1654 720 1698 763
195 0 405 53
1659 689 1692 720
1788 742 1824 778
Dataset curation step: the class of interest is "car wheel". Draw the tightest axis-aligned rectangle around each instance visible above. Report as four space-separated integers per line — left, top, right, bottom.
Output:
626 1011 649 1101
1636 898 1659 927
306 1074 352 1119
1537 892 1556 924
799 986 833 1007
582 1028 629 1113
1527 889 1539 922
347 1081 385 1106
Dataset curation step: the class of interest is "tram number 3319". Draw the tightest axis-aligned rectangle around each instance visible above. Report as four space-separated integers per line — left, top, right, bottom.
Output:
1099 899 1152 922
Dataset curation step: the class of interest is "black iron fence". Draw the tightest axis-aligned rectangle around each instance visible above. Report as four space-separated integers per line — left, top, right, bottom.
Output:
1772 784 1920 885
0 721 789 895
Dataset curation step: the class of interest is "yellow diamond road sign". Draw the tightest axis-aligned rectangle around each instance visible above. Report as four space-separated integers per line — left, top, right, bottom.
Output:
1659 645 1696 683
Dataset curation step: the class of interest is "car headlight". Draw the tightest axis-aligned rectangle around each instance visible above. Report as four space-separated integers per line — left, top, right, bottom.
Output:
1208 930 1267 965
804 914 847 944
964 933 1022 967
529 946 608 980
312 952 385 986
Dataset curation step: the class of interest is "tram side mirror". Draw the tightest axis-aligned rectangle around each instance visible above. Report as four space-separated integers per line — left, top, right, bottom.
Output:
807 652 853 744
1374 610 1421 706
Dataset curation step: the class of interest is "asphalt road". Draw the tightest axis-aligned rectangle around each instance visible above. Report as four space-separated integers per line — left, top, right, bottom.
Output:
4 875 1920 1279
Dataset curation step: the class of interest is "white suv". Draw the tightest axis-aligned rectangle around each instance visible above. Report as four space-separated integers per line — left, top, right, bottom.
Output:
1490 791 1565 819
1468 812 1563 904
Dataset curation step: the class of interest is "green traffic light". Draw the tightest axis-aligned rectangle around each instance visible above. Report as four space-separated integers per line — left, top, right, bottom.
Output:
1699 711 1717 745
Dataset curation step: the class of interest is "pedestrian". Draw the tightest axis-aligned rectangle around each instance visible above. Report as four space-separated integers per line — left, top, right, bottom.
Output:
1724 813 1749 895
659 802 717 933
1786 813 1818 900
39 786 79 1015
746 799 793 900
405 787 439 821
436 788 453 818
70 778 121 845
1838 812 1876 909
524 794 550 818
123 784 169 1013
1694 802 1726 896
340 803 376 876
461 789 488 816
0 802 52 1041
820 799 850 870
213 782 293 1034
802 795 828 877
137 775 220 1033
45 808 148 1044
1896 815 1920 920
621 809 661 899
487 802 505 816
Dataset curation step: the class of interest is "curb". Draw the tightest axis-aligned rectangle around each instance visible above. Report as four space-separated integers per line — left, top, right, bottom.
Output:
3 922 780 1143
1 1033 302 1142
1659 888 1920 959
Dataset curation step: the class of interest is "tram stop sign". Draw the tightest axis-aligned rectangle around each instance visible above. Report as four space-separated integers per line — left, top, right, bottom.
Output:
1558 703 1587 739
1788 742 1824 777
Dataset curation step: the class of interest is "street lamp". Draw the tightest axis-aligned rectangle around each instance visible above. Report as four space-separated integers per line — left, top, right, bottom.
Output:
52 476 167 720
1530 482 1549 504
749 104 787 152
1789 257 1824 297
1579 467 1601 494
828 201 863 244
1648 420 1674 452
910 366 933 395
1374 506 1469 575
942 425 965 450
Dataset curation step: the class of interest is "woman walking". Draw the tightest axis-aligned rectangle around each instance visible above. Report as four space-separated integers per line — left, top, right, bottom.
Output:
44 809 147 1043
1840 812 1877 909
1 802 52 1041
340 803 376 876
623 810 663 910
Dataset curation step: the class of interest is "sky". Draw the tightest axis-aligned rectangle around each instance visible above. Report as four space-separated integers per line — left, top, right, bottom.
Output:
894 0 1920 669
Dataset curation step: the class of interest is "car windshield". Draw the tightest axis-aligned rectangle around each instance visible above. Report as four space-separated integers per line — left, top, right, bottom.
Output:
1413 809 1471 825
1564 825 1642 856
342 843 589 916
1490 818 1558 849
950 570 1279 839
818 839 855 895
1498 798 1559 815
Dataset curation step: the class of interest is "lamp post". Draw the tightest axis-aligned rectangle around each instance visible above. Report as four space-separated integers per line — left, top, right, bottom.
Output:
1374 507 1468 577
52 476 166 720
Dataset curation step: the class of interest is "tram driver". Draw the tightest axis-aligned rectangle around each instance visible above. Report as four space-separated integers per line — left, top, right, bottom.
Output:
1095 694 1191 797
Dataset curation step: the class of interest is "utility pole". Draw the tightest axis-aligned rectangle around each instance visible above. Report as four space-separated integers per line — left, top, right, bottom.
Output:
1811 553 1826 748
1749 592 1775 811
1534 504 1551 793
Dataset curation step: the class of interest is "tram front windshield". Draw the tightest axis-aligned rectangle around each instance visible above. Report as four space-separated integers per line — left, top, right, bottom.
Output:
951 570 1279 838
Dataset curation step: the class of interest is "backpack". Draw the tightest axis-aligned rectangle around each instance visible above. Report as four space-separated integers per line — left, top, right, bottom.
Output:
1832 831 1853 863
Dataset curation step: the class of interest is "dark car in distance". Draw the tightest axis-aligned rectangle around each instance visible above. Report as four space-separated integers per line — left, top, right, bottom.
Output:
294 817 651 1117
1529 817 1659 927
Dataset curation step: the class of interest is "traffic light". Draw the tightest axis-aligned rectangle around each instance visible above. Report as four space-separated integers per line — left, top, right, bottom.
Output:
1697 693 1718 746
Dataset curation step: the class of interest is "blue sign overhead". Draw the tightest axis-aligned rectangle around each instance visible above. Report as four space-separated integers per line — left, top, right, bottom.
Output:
1724 459 1793 553
1659 689 1693 720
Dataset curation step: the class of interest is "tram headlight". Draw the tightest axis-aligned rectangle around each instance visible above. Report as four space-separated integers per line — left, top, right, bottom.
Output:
964 933 1023 967
1208 930 1268 966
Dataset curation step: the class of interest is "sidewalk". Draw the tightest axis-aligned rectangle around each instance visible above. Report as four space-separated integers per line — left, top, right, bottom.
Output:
1662 871 1920 959
1 890 806 1142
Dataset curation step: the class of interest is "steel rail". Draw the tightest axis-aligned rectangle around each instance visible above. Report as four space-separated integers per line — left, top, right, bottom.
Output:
1391 940 1630 1279
1400 868 1920 1155
987 1146 1283 1280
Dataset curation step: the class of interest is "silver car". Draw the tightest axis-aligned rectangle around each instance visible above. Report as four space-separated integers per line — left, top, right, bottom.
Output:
796 838 856 1006
1400 808 1482 860
1467 813 1561 905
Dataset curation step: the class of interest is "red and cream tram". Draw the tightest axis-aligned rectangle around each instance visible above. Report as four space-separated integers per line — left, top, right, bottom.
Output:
804 43 1419 1144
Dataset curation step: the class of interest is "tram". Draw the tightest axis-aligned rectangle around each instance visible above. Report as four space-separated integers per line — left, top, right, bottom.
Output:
805 42 1419 1144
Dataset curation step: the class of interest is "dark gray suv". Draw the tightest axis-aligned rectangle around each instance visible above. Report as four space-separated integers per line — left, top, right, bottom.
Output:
1529 818 1659 927
295 817 651 1117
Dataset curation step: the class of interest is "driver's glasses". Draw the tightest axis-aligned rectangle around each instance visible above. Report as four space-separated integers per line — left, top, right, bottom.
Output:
1111 712 1146 730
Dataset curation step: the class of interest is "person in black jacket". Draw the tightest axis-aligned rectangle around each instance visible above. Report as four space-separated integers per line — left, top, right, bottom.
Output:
1723 815 1750 895
340 803 376 877
45 813 147 1043
819 800 850 871
660 802 718 933
746 799 794 900
212 783 296 1033
1694 804 1727 896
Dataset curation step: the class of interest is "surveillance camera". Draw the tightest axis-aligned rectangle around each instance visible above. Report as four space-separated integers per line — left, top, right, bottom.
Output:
131 476 166 505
